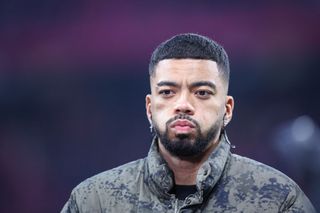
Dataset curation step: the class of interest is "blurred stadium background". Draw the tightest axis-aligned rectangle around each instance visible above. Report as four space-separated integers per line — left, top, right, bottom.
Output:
0 1 319 212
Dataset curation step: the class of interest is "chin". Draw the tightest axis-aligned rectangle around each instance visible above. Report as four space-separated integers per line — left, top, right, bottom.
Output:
173 133 194 141
173 136 196 145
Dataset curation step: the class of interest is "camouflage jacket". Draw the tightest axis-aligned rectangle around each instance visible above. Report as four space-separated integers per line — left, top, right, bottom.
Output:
61 135 316 213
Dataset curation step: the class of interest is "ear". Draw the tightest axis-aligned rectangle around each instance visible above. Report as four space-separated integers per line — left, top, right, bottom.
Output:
224 95 234 126
145 94 152 123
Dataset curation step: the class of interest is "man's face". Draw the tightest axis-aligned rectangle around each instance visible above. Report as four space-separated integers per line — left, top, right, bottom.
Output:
146 59 234 158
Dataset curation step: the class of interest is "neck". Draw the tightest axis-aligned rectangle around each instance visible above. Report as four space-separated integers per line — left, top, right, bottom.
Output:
158 139 219 185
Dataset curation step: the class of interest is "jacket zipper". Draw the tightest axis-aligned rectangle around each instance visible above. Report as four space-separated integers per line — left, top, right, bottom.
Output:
174 198 178 213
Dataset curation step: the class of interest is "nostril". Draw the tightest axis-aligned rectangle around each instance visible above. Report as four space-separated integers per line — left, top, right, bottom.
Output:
175 108 193 115
174 102 195 115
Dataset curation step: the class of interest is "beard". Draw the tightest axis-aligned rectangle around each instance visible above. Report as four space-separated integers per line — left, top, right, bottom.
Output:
153 113 223 158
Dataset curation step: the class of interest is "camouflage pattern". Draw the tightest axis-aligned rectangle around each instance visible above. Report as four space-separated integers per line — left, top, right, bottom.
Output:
61 134 316 212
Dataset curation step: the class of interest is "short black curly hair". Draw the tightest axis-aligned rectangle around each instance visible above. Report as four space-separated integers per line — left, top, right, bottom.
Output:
149 33 230 84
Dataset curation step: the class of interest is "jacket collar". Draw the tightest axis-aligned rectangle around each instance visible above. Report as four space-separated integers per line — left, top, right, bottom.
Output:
146 133 231 199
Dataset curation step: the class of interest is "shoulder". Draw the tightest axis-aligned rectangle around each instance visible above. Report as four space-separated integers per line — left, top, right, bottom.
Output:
90 158 146 184
63 158 146 212
76 158 146 194
228 153 295 186
222 153 315 212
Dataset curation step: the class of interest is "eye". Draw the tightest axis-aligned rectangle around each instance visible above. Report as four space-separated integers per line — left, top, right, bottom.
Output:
195 90 213 99
159 89 175 98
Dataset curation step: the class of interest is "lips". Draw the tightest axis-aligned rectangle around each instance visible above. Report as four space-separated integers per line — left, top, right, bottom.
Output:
169 119 195 132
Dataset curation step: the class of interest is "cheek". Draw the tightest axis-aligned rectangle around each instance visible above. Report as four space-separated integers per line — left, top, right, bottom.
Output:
196 103 223 125
151 100 171 124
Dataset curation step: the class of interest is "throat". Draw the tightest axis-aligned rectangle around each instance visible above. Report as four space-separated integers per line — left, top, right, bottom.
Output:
173 168 198 185
170 184 197 200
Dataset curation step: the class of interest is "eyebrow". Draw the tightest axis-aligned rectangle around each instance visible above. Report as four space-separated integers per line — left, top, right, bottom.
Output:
156 80 216 90
156 81 179 87
190 81 216 90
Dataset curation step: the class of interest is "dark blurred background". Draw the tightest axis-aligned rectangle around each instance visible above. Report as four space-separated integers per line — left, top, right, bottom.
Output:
0 1 319 212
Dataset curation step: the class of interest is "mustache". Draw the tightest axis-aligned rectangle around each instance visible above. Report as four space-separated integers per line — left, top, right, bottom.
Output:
166 113 199 128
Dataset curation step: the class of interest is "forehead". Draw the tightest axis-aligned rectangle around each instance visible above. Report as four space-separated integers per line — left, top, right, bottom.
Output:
151 59 221 84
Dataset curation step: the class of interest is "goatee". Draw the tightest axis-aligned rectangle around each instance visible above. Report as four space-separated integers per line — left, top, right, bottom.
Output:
153 114 223 158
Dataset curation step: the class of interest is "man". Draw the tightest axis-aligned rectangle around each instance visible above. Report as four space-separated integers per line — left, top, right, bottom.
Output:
61 33 316 212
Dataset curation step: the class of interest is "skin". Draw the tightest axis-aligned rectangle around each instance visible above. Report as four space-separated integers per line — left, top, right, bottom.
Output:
146 59 234 185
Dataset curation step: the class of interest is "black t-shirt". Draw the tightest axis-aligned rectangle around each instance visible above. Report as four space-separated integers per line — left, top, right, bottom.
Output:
170 185 197 200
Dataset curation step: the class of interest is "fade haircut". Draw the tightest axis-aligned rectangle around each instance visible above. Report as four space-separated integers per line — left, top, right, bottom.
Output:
149 33 230 84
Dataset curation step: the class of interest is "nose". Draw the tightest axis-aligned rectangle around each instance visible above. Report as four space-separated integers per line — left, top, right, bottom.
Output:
174 94 195 115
